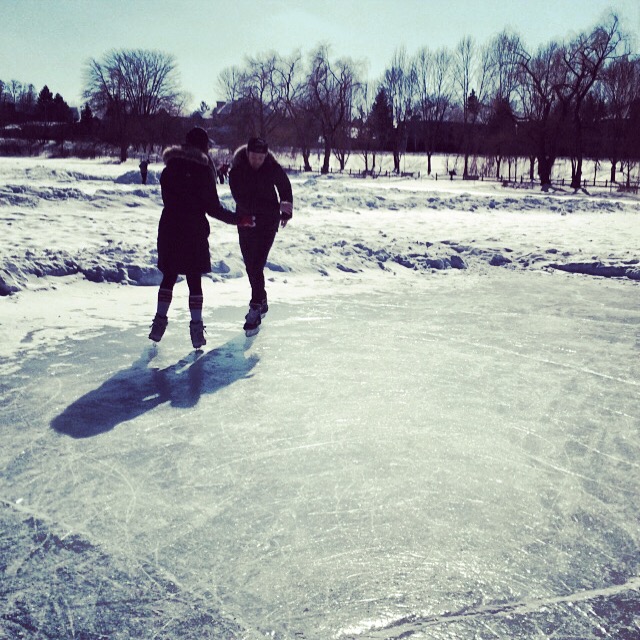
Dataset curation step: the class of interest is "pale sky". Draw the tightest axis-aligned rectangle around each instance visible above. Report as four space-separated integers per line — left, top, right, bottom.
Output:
2 0 639 109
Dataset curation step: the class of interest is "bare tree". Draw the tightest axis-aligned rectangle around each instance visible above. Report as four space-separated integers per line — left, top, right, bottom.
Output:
599 55 638 182
84 49 184 161
307 45 362 174
7 80 24 105
218 66 242 104
486 31 522 103
273 51 321 169
453 36 492 177
218 53 295 148
19 84 37 115
514 41 566 188
240 52 283 138
353 80 378 174
414 46 454 174
484 31 522 178
556 15 623 189
382 47 416 173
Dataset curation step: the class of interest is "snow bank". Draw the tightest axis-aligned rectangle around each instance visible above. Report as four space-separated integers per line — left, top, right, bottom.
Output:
1 157 639 295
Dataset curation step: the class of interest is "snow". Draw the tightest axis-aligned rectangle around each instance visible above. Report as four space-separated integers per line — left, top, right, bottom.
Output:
1 156 639 297
1 155 639 639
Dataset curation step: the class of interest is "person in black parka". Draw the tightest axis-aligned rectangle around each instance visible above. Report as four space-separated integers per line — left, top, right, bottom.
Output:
149 126 254 348
229 137 293 333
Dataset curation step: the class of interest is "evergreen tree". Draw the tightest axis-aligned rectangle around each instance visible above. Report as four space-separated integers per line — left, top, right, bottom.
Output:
53 93 72 122
36 85 54 122
80 103 95 137
80 103 93 123
368 88 393 152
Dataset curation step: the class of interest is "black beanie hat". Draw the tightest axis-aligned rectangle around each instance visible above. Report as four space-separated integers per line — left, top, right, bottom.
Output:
247 137 268 153
185 127 210 152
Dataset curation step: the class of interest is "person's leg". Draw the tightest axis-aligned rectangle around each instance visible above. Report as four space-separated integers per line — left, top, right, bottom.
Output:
239 229 263 304
253 227 277 307
186 273 203 322
239 228 277 304
150 272 177 342
157 272 178 317
185 273 206 348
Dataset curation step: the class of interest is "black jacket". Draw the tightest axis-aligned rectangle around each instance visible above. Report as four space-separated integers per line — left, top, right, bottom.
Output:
229 146 293 229
157 145 235 274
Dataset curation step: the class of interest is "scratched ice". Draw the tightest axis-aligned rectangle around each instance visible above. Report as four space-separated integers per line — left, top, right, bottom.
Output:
1 156 639 638
1 270 638 639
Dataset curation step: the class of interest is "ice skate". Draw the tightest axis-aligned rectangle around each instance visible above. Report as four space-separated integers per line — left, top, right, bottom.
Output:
189 320 206 349
149 314 168 342
243 302 262 336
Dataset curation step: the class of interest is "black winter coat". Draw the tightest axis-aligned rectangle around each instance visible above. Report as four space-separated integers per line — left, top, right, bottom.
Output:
158 145 235 275
229 147 293 229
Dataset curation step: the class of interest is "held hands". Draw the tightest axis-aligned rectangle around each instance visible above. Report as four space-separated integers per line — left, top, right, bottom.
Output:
237 214 256 228
279 201 293 228
236 202 291 228
236 203 255 228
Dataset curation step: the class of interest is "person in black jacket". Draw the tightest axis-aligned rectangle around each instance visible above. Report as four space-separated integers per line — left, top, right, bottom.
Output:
229 137 293 334
149 127 254 348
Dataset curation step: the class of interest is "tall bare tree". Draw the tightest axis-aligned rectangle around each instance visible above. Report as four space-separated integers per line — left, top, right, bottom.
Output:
352 80 378 174
556 15 623 189
453 36 492 176
307 45 361 174
274 51 319 170
218 66 242 104
382 47 416 173
514 41 566 188
239 52 283 138
414 46 453 174
84 49 184 161
605 54 640 183
483 31 522 177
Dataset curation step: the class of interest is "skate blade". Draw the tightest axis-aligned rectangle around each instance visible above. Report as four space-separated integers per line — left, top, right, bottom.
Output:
245 327 260 337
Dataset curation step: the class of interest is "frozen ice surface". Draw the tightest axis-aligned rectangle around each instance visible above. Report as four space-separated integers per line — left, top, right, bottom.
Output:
1 270 639 639
1 156 639 638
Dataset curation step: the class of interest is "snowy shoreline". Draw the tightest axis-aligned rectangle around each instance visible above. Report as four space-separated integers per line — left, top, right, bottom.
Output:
1 156 639 297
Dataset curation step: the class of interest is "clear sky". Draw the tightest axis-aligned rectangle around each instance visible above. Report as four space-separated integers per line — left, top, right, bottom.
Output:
2 0 639 109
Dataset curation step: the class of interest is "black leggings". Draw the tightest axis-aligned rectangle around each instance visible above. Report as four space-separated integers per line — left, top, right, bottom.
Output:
239 226 278 304
160 272 202 296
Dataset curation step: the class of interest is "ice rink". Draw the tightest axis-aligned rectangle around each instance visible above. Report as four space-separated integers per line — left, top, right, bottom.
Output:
2 268 638 639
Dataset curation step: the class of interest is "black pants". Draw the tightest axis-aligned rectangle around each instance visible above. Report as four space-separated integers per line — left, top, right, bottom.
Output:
238 225 278 304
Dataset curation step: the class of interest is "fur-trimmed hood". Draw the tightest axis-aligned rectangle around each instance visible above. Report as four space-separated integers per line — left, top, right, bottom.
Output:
231 144 275 170
163 144 210 166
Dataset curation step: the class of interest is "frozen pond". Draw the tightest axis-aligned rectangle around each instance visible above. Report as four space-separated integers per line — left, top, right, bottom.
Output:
1 269 638 639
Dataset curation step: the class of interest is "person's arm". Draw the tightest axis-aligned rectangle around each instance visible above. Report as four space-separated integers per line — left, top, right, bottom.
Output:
205 166 254 227
274 164 293 226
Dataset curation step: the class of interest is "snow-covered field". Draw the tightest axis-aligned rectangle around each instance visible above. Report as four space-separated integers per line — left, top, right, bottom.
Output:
1 156 639 299
1 156 639 639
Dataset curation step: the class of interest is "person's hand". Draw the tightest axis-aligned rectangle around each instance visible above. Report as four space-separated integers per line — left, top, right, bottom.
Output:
280 201 293 228
238 214 255 228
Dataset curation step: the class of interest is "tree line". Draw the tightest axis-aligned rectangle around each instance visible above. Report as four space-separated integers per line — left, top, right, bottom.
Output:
1 13 639 188
0 81 75 122
216 14 639 189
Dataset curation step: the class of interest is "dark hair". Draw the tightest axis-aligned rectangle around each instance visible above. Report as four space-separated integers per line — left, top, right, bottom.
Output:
185 127 210 152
